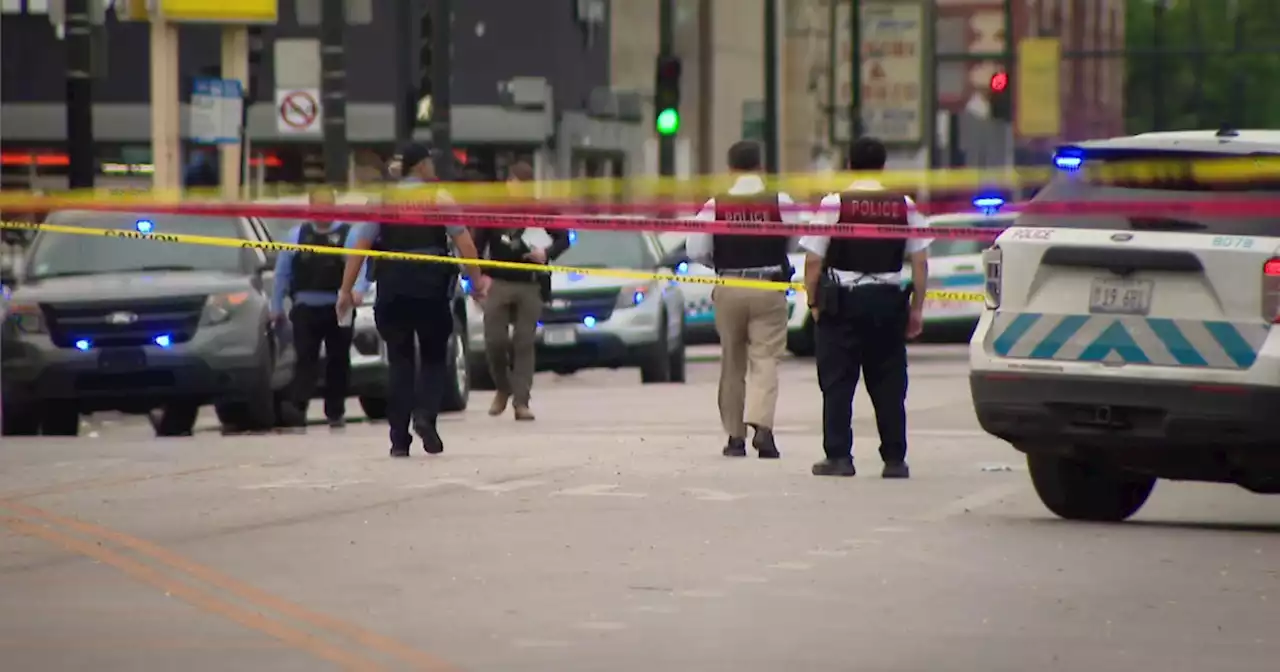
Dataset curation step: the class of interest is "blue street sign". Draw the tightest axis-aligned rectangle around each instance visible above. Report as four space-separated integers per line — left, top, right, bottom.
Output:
190 77 245 145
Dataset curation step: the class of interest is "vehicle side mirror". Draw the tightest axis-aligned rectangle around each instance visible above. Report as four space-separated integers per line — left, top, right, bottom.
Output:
659 243 690 270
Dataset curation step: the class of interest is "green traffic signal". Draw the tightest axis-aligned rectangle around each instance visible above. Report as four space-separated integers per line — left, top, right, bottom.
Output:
656 107 680 135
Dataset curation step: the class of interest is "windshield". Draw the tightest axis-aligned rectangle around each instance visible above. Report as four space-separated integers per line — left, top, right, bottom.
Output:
1026 150 1280 235
26 211 248 280
554 230 654 270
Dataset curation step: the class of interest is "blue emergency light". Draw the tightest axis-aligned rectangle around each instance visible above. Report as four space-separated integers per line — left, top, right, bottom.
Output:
583 315 596 328
972 196 1005 215
1053 148 1084 171
135 219 155 234
567 230 577 244
675 261 689 275
154 334 173 348
74 339 91 351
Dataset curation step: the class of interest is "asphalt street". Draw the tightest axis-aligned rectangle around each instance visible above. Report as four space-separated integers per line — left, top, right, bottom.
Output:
1 345 1277 672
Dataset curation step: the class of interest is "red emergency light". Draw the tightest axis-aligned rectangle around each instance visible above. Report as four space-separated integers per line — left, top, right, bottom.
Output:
990 71 1009 93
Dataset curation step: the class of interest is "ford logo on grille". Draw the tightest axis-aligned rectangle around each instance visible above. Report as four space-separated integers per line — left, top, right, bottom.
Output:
106 311 138 325
1111 233 1134 242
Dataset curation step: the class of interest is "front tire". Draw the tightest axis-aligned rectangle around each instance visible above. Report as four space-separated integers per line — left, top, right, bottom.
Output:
2 404 41 436
1026 453 1156 522
640 310 673 384
41 407 81 436
359 396 388 420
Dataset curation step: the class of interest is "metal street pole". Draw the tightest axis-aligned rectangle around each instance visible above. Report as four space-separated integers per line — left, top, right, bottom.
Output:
321 0 349 185
431 0 455 181
394 0 415 147
849 0 862 149
763 0 779 173
1152 0 1166 131
826 0 837 148
65 0 95 189
658 0 675 177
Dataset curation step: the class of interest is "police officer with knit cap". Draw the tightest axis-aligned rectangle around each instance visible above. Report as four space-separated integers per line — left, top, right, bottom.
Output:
271 186 371 428
687 140 804 459
800 137 931 479
338 142 489 458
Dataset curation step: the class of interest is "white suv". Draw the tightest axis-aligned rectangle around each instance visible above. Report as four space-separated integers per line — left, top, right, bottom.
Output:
970 129 1280 521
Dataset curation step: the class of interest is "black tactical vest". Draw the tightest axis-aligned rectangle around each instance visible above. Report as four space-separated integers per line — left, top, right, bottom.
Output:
825 192 911 274
291 223 351 294
711 192 790 271
372 218 456 300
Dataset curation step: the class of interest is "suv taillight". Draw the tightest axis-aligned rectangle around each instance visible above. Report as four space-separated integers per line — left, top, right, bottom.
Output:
1261 258 1280 323
983 245 1002 309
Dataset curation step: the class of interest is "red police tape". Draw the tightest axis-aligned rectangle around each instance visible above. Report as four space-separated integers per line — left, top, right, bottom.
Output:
8 195 1278 240
10 199 1006 240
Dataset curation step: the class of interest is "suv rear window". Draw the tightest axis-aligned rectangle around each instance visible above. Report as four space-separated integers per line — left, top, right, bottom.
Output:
1023 150 1280 236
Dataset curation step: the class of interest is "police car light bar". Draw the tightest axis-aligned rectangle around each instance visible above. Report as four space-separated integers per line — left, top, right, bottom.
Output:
135 219 155 234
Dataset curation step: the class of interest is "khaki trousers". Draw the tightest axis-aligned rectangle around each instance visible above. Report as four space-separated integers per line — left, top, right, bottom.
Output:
712 286 788 437
483 278 543 406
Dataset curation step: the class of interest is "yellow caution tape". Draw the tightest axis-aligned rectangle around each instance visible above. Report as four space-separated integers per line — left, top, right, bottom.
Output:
0 220 985 303
4 154 1279 208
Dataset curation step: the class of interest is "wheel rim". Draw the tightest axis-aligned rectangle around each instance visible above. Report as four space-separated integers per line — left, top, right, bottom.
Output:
452 332 468 394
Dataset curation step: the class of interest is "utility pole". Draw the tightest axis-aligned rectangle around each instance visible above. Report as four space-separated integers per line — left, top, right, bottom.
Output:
763 0 779 173
1151 0 1166 131
658 0 676 177
394 0 415 147
431 0 455 180
65 0 95 189
321 0 349 185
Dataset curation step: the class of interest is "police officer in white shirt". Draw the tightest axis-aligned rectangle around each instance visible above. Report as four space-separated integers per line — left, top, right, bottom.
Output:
687 141 804 459
799 137 931 479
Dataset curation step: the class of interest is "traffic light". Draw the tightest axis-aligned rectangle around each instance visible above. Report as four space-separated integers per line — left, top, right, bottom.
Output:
654 55 682 136
989 70 1011 122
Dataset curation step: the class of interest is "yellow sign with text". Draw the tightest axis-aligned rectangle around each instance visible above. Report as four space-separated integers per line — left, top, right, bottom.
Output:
120 0 279 23
1016 37 1061 138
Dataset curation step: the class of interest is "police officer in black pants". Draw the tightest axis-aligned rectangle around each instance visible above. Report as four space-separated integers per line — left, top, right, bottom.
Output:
800 137 931 479
270 187 371 429
338 143 489 457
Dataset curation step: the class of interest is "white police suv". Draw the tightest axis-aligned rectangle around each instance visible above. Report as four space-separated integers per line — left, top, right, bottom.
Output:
970 129 1280 522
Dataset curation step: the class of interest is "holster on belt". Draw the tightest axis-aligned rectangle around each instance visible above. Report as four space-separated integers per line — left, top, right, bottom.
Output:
816 269 841 317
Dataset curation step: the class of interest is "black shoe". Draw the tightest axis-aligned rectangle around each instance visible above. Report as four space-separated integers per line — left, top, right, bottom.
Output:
328 418 346 430
812 458 856 477
389 445 411 458
417 422 444 454
882 461 910 479
751 426 780 459
722 437 747 458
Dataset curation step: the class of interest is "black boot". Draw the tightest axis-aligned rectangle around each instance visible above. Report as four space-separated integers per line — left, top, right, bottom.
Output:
722 437 747 457
812 458 855 477
751 426 780 459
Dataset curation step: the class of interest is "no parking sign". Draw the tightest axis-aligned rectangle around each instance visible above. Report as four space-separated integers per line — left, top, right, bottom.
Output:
275 88 323 135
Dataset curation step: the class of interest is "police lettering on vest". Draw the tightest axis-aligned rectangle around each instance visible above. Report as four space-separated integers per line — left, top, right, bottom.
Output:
292 223 351 294
711 193 790 272
825 192 911 274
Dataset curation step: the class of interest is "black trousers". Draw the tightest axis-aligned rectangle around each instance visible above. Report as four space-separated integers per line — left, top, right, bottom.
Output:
289 304 353 421
814 284 910 463
373 295 453 448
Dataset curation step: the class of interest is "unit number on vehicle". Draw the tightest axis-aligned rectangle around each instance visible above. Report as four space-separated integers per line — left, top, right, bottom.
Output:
1089 278 1153 316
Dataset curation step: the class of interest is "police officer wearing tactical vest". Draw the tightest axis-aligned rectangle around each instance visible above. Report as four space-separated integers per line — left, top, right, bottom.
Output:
471 160 571 421
688 141 804 459
271 186 371 429
338 143 490 458
800 137 931 479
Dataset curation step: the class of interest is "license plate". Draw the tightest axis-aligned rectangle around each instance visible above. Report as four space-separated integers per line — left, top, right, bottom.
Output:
1089 278 1153 315
98 348 147 372
542 325 577 346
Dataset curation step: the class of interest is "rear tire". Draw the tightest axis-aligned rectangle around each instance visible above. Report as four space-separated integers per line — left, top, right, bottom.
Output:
1027 453 1156 522
668 315 687 384
787 315 815 357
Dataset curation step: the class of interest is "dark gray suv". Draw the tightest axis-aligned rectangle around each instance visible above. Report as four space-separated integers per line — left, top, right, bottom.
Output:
1 211 296 437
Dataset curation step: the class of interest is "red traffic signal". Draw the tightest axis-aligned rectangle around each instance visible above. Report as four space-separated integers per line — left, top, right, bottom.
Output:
989 71 1009 93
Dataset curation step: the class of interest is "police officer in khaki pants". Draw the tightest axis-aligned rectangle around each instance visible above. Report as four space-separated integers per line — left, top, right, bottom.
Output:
687 141 804 458
472 161 571 420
